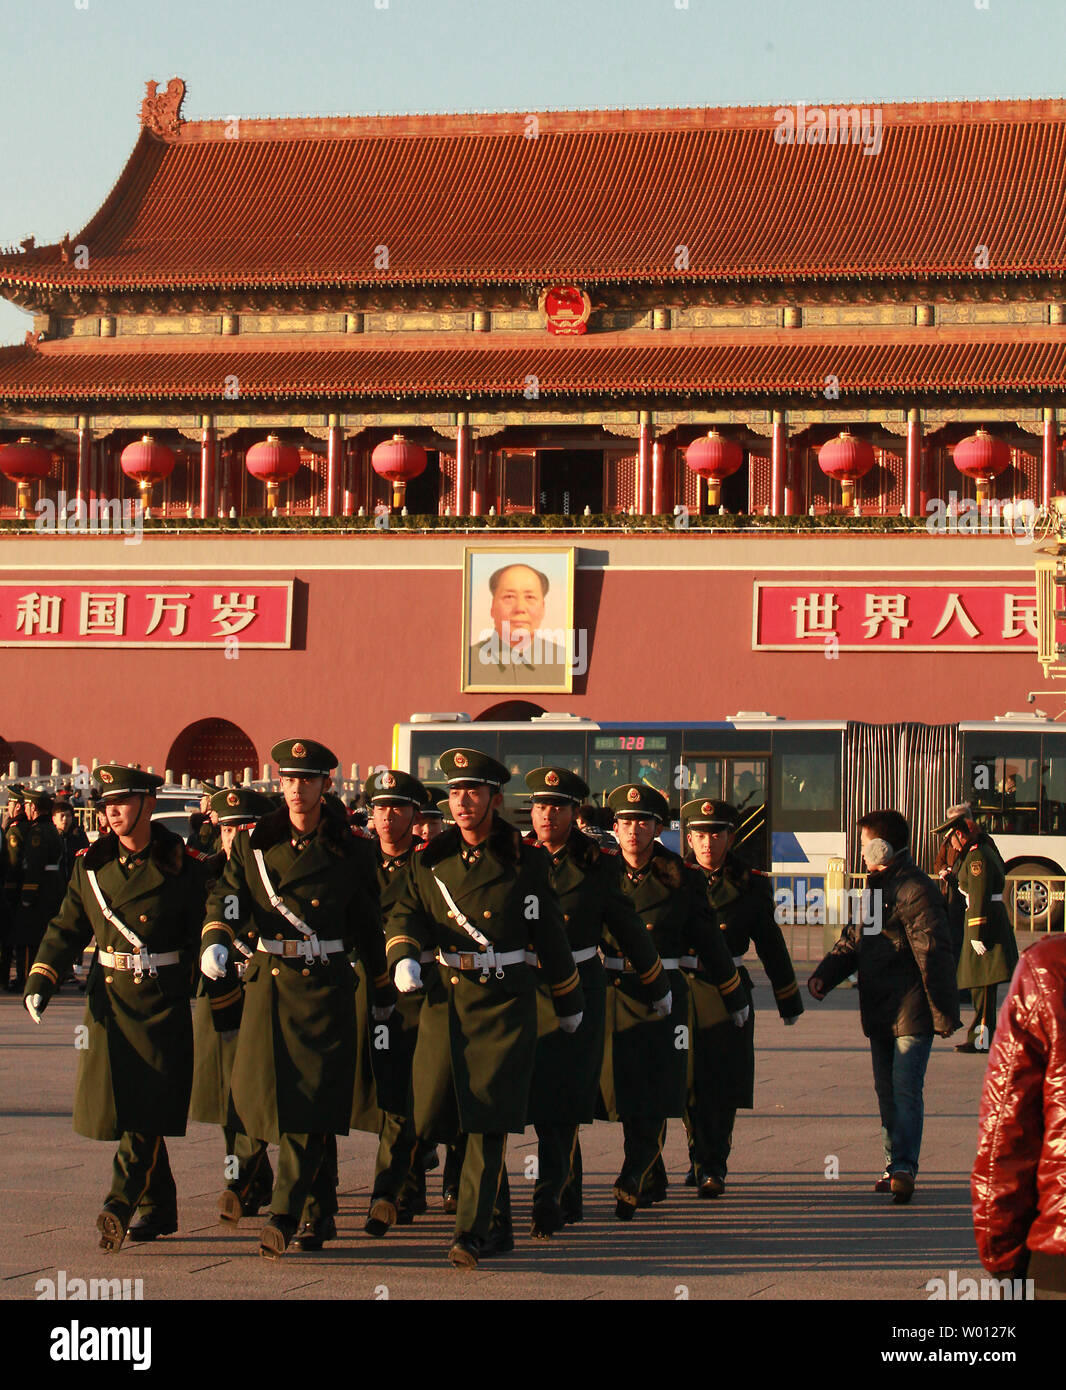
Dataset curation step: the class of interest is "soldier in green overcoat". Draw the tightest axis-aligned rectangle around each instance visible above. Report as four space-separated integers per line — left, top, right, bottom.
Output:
933 803 1019 1053
1 785 27 990
523 766 670 1237
682 798 803 1196
7 789 66 992
200 738 391 1259
189 786 275 1226
386 748 583 1269
601 784 750 1221
23 765 210 1253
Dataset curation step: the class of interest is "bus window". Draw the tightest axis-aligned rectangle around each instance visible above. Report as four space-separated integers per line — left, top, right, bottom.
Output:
1041 741 1066 834
770 731 842 834
966 738 1040 835
684 759 723 799
407 731 497 787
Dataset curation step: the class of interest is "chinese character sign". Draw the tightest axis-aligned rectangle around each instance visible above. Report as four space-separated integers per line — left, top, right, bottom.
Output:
755 582 1037 651
0 582 293 647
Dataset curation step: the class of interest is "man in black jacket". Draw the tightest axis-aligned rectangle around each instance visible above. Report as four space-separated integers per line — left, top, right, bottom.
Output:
808 809 960 1204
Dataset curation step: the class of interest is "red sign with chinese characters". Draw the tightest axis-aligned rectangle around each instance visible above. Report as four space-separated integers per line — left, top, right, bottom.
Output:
753 581 1038 651
0 581 293 647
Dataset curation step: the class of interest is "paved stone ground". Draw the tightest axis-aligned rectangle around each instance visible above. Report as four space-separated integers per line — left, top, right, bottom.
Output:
0 969 997 1303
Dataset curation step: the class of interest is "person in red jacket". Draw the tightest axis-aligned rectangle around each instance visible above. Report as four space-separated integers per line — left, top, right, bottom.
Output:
972 934 1066 1299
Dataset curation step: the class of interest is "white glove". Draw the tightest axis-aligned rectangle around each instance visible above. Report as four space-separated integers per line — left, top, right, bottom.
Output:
783 1014 799 1026
970 939 988 956
731 1004 751 1029
557 1011 583 1034
25 993 43 1025
201 944 229 980
652 990 673 1019
372 1004 395 1022
394 959 423 993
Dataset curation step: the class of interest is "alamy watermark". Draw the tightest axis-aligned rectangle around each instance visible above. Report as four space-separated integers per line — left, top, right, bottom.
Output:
774 882 883 932
34 491 143 545
36 1269 143 1301
925 1269 1033 1301
925 493 1037 545
773 102 883 157
472 622 588 675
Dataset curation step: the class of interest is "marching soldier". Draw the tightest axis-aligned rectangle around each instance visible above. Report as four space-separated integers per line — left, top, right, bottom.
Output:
189 786 276 1226
188 785 222 856
682 798 803 1196
200 739 391 1258
52 798 90 883
23 766 210 1252
933 803 1018 1053
386 748 583 1268
413 785 445 843
524 767 671 1237
1 785 27 991
602 784 749 1220
6 789 66 995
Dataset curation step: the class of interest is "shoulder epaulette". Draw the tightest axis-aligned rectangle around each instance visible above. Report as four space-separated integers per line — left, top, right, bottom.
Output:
76 846 90 857
185 846 210 861
600 845 619 856
415 841 426 852
352 825 372 839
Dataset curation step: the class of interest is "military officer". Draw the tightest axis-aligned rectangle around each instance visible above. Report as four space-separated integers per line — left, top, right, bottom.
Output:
23 766 210 1252
356 768 436 1238
189 786 276 1226
6 789 66 995
933 803 1018 1053
602 784 749 1220
386 748 583 1268
188 784 222 856
1 785 27 990
524 767 671 1238
200 739 391 1258
52 797 90 883
682 798 803 1196
413 785 445 843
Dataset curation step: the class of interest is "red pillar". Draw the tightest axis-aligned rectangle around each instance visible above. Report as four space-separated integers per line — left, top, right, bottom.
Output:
770 412 787 516
651 438 669 514
76 417 90 509
637 413 653 514
784 439 802 515
326 416 342 517
455 415 472 515
919 435 932 517
905 408 922 517
1043 408 1058 508
199 416 216 520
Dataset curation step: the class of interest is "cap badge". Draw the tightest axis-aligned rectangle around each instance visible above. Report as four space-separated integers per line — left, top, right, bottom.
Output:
701 801 713 815
100 770 114 784
626 787 641 803
454 752 469 769
227 791 240 806
380 771 395 789
291 742 306 758
545 770 560 787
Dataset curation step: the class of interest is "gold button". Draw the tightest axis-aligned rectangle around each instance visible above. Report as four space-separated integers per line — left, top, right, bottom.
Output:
612 977 620 986
301 968 310 977
105 975 114 983
450 975 460 984
646 922 654 930
447 910 455 918
271 967 280 977
311 899 320 907
275 934 284 941
139 914 148 923
482 910 492 919
563 913 570 922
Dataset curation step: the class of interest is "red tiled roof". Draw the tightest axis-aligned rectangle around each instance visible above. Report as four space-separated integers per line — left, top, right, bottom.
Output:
3 99 1066 293
2 327 1065 403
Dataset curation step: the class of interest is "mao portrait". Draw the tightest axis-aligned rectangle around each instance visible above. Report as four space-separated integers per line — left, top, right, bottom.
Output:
462 547 576 693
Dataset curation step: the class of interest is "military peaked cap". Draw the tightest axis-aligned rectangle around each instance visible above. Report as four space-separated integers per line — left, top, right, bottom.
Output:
210 787 275 825
92 765 165 800
22 787 54 808
438 748 510 787
365 769 428 806
418 782 446 817
525 766 590 804
271 738 338 775
607 783 669 821
933 802 975 834
682 798 739 830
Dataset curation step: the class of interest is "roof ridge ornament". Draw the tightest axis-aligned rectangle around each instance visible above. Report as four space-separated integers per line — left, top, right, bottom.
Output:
140 77 187 138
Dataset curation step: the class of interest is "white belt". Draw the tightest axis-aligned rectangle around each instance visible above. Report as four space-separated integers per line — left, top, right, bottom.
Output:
991 894 1003 901
257 937 344 961
98 948 181 975
44 863 59 871
604 955 680 972
438 948 528 976
680 953 747 970
525 945 600 967
420 949 437 964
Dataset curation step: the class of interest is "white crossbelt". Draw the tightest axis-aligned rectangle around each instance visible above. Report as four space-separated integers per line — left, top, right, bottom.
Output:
98 948 181 972
431 872 491 949
604 954 681 972
85 867 168 978
524 945 600 967
438 948 527 972
257 937 344 961
252 849 316 937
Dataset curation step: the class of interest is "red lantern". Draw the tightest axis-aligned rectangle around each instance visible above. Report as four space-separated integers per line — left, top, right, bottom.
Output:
952 429 1011 504
372 434 427 510
818 430 876 509
120 434 175 509
0 436 52 511
246 434 301 510
685 430 743 506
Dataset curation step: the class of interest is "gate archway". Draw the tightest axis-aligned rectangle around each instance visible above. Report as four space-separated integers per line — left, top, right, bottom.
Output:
167 719 258 782
475 701 546 722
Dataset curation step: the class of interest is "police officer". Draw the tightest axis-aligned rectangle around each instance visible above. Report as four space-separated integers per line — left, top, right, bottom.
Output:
357 768 435 1237
24 765 210 1252
524 767 671 1237
1 785 27 990
7 789 66 994
413 785 446 843
386 748 583 1268
602 784 749 1220
200 739 391 1258
682 798 803 1196
933 803 1018 1053
189 786 276 1226
52 797 90 883
188 784 222 856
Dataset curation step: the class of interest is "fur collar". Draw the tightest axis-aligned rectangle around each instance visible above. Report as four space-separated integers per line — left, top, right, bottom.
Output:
420 813 523 869
249 801 354 856
645 841 683 889
83 821 187 876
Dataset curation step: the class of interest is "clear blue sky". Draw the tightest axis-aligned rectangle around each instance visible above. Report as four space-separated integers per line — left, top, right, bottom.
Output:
1 0 1062 343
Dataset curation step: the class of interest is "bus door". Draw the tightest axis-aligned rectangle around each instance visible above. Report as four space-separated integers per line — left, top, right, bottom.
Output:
680 752 769 868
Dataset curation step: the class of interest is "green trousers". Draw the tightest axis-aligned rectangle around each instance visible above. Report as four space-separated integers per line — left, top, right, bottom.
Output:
272 1133 337 1224
534 1122 579 1208
967 984 1000 1046
372 1110 425 1205
616 1118 668 1201
222 1126 273 1202
685 1103 736 1183
455 1132 508 1241
107 1133 176 1218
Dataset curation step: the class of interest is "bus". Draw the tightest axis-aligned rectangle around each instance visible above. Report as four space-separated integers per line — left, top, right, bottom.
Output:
393 710 1066 932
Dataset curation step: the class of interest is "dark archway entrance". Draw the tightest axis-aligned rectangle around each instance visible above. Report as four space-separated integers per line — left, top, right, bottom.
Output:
475 701 546 722
537 450 604 515
167 719 258 782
